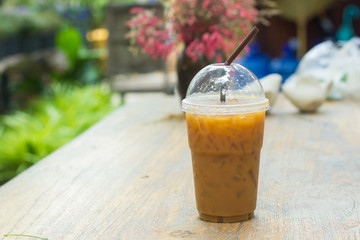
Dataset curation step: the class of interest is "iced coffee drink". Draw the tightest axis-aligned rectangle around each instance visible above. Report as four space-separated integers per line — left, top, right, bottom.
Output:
182 63 269 223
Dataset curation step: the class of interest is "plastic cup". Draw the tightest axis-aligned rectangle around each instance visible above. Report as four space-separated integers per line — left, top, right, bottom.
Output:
182 63 269 223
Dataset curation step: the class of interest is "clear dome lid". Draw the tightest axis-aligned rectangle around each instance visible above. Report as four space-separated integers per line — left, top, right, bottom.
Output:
182 63 269 115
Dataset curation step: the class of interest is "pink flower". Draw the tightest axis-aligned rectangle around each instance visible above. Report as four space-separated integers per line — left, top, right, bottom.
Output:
126 0 262 62
130 7 145 14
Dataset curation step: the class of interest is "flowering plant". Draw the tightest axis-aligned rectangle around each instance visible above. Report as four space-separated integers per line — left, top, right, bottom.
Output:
126 0 275 63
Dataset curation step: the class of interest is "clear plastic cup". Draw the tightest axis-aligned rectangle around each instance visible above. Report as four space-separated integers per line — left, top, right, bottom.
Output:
182 63 269 223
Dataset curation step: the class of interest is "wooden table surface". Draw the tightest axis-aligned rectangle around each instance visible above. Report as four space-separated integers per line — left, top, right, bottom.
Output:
0 93 359 240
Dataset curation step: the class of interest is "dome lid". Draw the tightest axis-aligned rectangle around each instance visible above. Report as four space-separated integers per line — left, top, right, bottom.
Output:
182 63 269 115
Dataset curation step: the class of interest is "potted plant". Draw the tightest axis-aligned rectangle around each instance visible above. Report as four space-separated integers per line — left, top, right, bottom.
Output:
126 0 276 100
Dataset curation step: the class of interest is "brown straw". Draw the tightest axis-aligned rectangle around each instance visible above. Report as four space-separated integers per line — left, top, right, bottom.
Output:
224 26 259 66
221 26 259 102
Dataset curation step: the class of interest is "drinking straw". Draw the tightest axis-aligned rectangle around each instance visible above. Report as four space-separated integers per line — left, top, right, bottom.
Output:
221 26 259 102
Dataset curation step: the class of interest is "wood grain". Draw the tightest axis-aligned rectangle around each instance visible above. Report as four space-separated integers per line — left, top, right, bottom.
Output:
0 93 359 240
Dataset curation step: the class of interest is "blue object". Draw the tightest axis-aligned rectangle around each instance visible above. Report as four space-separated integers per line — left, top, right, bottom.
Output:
269 42 299 83
236 42 270 79
336 5 360 41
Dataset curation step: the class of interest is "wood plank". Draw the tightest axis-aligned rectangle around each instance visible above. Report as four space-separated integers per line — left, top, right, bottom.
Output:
0 94 359 239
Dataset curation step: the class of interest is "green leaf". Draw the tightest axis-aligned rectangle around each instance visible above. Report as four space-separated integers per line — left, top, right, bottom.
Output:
0 83 120 185
55 27 83 68
340 73 348 83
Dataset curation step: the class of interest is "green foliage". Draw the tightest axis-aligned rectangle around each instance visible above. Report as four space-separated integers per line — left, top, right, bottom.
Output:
54 26 103 85
56 26 83 68
0 84 119 185
2 0 139 29
0 7 61 37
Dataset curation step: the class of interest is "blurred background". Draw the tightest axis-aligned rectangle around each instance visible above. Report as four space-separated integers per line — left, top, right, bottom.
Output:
0 0 359 184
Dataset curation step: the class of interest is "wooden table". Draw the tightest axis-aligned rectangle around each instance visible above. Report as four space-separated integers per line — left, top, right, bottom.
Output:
0 93 359 239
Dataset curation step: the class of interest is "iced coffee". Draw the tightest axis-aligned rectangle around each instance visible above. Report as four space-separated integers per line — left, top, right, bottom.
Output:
182 63 269 223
